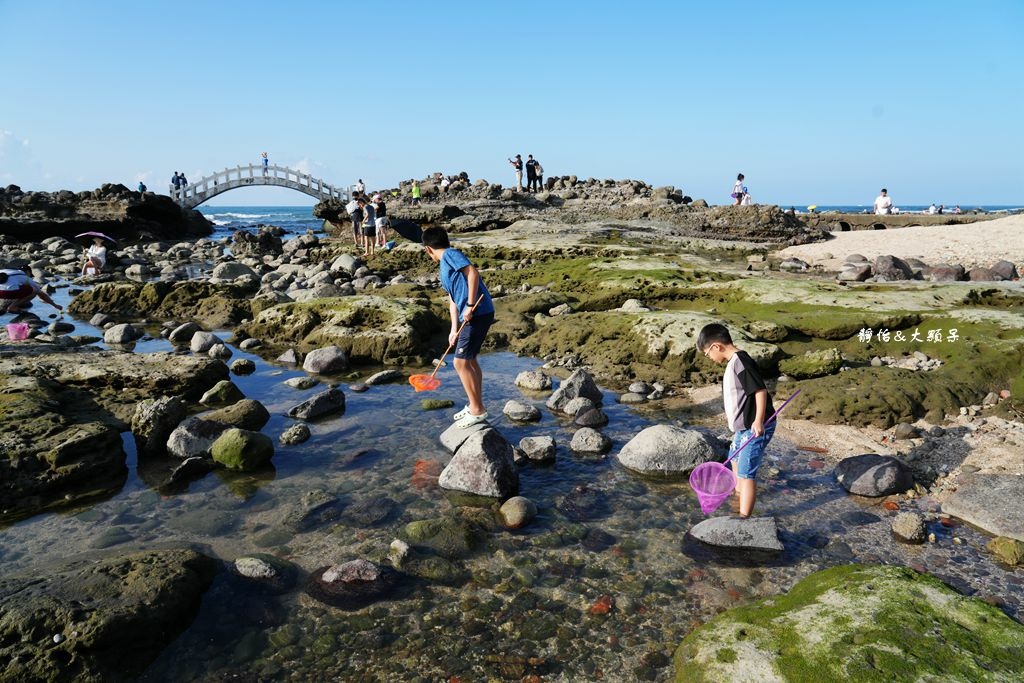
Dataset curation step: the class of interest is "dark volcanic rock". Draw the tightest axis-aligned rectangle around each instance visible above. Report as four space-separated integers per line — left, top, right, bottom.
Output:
0 548 217 682
0 183 212 242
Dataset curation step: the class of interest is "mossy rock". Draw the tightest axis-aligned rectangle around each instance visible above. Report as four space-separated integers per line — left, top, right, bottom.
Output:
239 295 443 364
987 537 1024 566
402 515 484 559
210 428 274 471
421 398 454 411
673 564 1024 682
779 348 843 379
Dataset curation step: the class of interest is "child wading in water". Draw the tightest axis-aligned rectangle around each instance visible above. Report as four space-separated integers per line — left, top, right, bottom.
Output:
697 323 775 518
422 227 496 428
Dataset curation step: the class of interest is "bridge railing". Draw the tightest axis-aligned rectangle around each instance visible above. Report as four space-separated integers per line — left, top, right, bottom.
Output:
168 163 348 207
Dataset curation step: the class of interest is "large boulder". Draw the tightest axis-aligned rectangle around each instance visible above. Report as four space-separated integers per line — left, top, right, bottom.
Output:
673 564 1024 682
103 323 143 345
287 388 346 420
166 417 230 459
546 369 603 412
0 548 216 681
210 428 274 471
872 254 915 281
302 345 349 374
131 396 187 457
438 427 519 498
834 454 914 497
201 399 270 431
617 425 721 476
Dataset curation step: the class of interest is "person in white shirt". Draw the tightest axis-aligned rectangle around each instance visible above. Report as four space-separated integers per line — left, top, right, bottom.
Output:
926 203 937 215
355 179 366 195
81 237 108 276
732 173 745 206
873 188 893 215
0 267 62 314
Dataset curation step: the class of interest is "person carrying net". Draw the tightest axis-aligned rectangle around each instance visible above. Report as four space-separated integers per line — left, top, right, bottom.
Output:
421 227 495 428
696 323 775 518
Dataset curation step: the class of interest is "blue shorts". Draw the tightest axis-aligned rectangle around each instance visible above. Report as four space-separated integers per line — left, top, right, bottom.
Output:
730 421 776 480
454 312 493 360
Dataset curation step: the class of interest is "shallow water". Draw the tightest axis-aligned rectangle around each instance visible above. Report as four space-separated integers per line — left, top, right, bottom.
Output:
2 283 1022 682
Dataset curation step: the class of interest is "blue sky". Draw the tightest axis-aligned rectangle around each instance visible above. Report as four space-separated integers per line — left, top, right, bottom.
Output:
1 1 1021 206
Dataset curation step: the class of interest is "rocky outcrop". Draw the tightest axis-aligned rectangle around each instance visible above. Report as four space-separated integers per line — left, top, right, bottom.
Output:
673 564 1024 682
68 281 252 329
0 548 217 682
240 295 444 364
316 177 824 244
0 183 212 242
0 349 226 519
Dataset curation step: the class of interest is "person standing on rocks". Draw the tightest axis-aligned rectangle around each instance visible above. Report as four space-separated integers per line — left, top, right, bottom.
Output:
534 159 544 192
0 267 62 315
696 323 775 519
345 195 362 246
422 226 495 428
411 180 421 205
525 155 538 192
372 193 389 248
355 179 366 195
508 154 524 192
137 181 147 193
358 197 376 258
732 173 745 206
171 172 181 197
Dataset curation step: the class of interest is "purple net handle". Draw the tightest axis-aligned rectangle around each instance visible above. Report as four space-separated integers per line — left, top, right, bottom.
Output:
722 389 801 466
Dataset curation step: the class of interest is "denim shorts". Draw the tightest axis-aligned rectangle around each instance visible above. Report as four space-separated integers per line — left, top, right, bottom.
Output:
730 421 776 479
454 312 494 360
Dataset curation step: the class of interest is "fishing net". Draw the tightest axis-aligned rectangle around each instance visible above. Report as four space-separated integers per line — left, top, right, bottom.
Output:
689 462 736 515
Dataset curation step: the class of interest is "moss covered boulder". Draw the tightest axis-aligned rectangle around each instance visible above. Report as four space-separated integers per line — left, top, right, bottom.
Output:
210 428 274 470
239 295 443 364
779 347 843 379
673 564 1024 682
68 281 252 328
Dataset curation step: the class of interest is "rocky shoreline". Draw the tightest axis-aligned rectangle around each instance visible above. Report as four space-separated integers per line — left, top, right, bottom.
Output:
1 185 1022 681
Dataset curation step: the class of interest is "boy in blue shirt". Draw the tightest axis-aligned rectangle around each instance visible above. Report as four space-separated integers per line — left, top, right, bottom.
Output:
422 227 496 427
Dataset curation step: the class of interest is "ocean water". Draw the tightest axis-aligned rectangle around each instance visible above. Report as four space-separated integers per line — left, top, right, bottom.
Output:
199 205 323 239
783 204 1024 215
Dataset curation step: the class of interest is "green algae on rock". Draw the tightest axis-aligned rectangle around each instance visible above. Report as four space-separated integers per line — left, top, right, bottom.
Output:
673 564 1024 682
779 347 843 379
239 295 443 365
68 281 253 329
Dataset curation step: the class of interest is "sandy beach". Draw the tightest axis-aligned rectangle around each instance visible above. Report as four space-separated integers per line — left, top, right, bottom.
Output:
777 213 1024 272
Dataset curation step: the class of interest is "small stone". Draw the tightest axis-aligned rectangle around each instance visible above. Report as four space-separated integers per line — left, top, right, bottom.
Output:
421 398 454 411
891 512 926 544
284 376 318 390
279 423 311 445
231 358 256 375
504 400 542 422
519 436 556 462
499 496 538 529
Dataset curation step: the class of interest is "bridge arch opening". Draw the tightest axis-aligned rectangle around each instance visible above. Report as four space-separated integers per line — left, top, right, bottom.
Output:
838 221 852 232
872 223 887 230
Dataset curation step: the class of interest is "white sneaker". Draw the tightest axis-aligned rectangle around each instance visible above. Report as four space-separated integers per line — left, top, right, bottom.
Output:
452 405 471 421
455 411 489 429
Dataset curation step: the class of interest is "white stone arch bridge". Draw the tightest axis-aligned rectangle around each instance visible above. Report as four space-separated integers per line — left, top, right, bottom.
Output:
171 163 348 208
